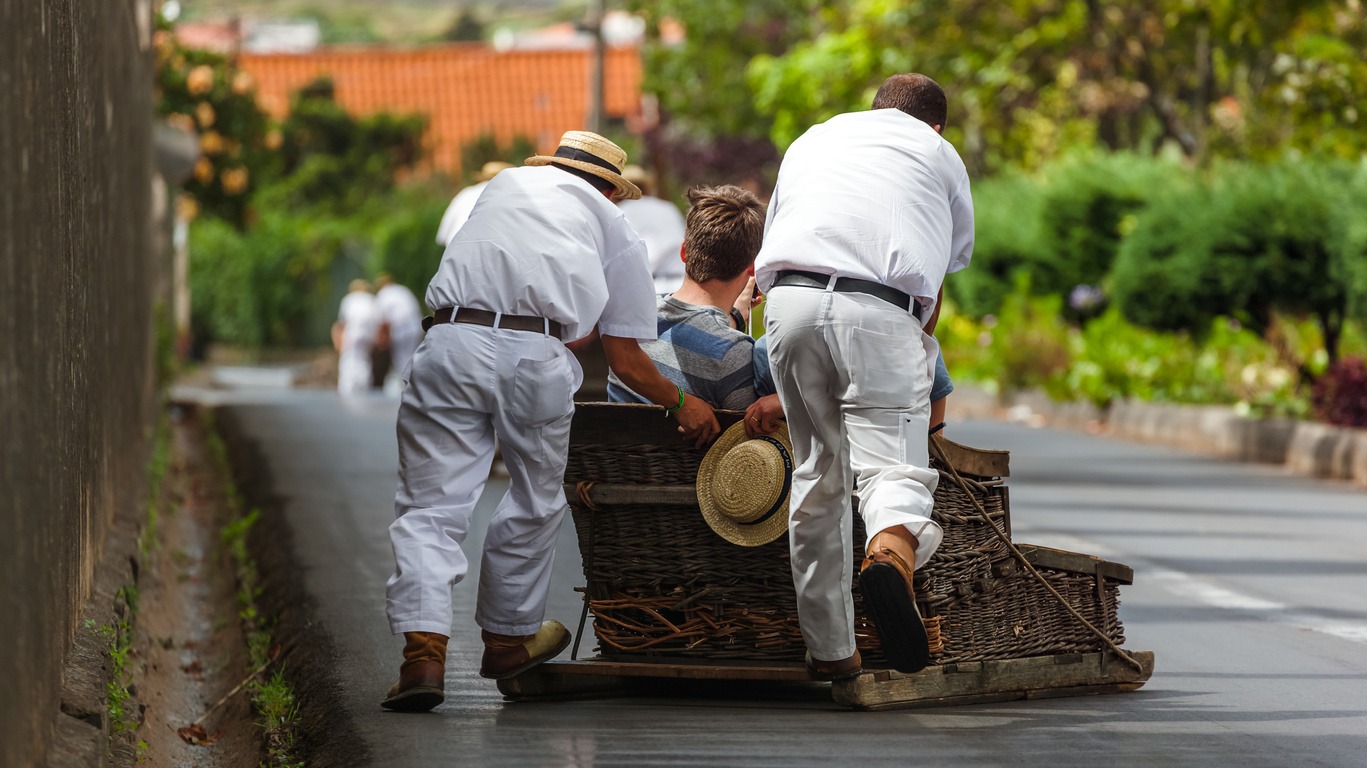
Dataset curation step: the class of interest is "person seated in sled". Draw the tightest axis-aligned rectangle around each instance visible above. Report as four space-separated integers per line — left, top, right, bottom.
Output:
607 182 957 440
606 184 771 413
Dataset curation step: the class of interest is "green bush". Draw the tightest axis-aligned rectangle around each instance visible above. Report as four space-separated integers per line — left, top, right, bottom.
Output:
939 279 1074 395
1031 152 1177 300
956 153 1180 319
459 132 537 185
1330 167 1367 322
948 172 1044 318
189 211 353 348
1112 160 1364 361
370 187 451 309
1106 175 1216 333
939 283 1312 416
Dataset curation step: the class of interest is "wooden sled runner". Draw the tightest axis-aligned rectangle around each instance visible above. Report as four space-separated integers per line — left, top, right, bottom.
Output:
500 404 1154 710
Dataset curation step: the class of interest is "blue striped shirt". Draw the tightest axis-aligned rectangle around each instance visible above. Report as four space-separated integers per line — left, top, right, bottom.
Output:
607 296 758 411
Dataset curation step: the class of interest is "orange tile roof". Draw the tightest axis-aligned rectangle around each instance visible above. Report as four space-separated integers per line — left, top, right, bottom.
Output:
239 44 642 173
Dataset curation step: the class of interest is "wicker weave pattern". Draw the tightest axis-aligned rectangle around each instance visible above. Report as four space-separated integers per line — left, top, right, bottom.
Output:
936 571 1124 662
567 440 1125 665
566 444 705 486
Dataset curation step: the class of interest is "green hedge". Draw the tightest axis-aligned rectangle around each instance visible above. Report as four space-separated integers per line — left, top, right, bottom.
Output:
370 190 450 311
1111 160 1365 360
189 180 451 348
956 152 1182 318
946 172 1043 318
963 155 1367 365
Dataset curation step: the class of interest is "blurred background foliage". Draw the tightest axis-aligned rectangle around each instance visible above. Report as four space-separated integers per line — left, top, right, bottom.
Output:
161 1 1367 424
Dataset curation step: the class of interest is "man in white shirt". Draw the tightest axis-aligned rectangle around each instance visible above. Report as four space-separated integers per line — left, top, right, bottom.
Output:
754 74 974 679
434 160 512 246
331 279 380 397
371 273 424 389
382 132 720 713
617 165 687 294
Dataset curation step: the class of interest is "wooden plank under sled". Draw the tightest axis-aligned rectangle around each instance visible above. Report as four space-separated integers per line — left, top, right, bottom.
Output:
497 659 811 701
499 651 1154 709
833 650 1155 711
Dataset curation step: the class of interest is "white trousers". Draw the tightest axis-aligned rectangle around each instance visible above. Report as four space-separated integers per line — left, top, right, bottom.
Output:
389 330 420 379
385 321 581 637
764 284 943 660
337 341 373 396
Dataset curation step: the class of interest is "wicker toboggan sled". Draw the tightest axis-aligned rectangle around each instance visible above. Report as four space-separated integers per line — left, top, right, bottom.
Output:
498 404 1154 710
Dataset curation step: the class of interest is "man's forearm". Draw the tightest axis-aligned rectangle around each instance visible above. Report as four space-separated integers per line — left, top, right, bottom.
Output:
601 335 681 406
924 286 944 336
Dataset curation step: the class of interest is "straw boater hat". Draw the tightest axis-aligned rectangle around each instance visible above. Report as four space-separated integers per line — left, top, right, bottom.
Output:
477 160 512 182
621 164 651 194
525 131 642 200
696 421 793 547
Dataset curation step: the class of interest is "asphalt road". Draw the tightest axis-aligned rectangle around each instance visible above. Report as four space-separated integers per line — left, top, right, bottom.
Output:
194 385 1367 768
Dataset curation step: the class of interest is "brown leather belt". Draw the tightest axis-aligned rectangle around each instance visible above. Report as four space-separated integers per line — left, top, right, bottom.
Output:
423 307 564 337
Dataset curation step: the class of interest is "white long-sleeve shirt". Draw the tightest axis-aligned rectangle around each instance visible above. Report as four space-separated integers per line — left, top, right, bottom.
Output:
755 108 974 320
425 166 656 343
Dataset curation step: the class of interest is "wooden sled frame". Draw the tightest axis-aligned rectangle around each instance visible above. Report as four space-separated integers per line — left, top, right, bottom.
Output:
508 403 1155 710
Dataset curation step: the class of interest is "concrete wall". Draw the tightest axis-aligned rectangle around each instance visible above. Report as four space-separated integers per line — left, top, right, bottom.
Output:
0 1 157 764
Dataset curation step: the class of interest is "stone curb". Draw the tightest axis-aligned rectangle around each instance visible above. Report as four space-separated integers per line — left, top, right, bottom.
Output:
952 385 1367 489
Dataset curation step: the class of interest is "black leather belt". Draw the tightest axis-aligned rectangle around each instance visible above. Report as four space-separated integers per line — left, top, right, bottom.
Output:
772 269 922 320
423 307 564 337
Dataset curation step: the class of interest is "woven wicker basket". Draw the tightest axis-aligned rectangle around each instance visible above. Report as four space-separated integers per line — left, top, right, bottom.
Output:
565 403 1127 666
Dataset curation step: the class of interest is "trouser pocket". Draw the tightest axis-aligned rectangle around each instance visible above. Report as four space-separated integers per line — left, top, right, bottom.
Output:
508 354 573 427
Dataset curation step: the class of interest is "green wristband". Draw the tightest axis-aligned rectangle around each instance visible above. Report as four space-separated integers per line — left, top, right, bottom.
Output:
665 386 685 416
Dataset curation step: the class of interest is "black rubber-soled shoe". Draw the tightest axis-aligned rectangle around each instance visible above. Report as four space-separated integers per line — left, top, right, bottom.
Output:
380 685 444 713
859 562 931 674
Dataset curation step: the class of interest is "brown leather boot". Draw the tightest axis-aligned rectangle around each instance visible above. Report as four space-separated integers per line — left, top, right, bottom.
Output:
805 650 863 682
859 526 931 674
380 632 448 712
478 620 571 680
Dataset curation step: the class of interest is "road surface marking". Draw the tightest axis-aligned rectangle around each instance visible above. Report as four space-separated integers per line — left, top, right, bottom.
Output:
1027 532 1367 646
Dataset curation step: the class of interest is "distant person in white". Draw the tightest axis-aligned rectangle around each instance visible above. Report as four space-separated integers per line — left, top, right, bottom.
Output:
332 279 380 397
755 73 974 681
380 132 720 713
618 165 687 294
371 273 424 390
434 160 512 246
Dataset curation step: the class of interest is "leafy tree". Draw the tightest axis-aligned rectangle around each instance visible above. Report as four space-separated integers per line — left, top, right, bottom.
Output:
264 77 427 213
445 7 486 42
154 26 274 227
744 0 1367 174
370 190 450 310
625 0 820 189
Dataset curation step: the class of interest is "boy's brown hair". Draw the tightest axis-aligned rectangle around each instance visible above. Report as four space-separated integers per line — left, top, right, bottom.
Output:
682 185 766 283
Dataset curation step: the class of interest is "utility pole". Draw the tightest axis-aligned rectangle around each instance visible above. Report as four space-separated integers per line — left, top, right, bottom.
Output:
587 0 606 133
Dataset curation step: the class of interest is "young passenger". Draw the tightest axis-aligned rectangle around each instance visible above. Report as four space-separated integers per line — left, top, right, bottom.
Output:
607 185 768 411
608 183 958 437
